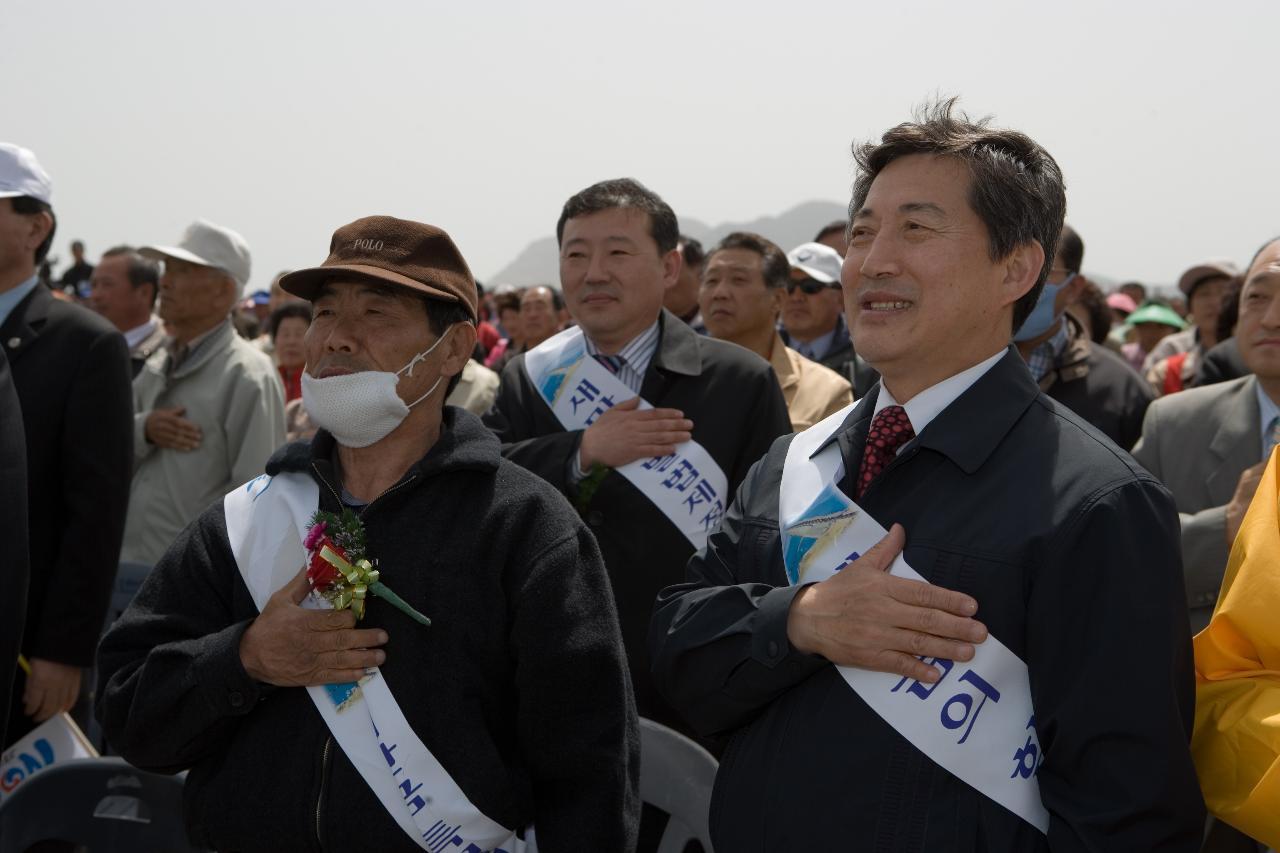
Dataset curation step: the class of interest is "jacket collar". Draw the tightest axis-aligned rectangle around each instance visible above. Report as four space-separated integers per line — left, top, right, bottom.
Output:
768 332 799 392
822 347 1039 476
1039 314 1092 391
649 308 703 377
0 282 53 364
1208 375 1262 467
167 319 237 380
266 406 502 487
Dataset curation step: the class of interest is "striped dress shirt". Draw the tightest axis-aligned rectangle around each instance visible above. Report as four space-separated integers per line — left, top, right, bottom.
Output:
583 321 661 395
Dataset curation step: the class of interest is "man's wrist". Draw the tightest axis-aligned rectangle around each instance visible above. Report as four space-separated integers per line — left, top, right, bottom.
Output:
786 584 817 656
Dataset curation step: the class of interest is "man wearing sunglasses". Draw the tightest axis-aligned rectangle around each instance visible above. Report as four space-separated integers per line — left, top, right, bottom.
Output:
1013 224 1153 450
781 242 879 397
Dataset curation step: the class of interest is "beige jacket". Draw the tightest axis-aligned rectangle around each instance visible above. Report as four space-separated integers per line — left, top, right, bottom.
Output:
768 333 854 431
123 320 287 565
448 359 500 416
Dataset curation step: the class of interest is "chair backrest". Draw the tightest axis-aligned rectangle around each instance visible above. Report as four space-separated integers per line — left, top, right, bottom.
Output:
639 717 718 853
0 757 203 853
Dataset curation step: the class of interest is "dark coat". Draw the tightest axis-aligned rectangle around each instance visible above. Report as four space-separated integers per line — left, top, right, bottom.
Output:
483 310 792 733
97 410 639 852
1040 315 1153 451
650 348 1205 852
1193 337 1249 388
0 347 29 746
1 284 131 733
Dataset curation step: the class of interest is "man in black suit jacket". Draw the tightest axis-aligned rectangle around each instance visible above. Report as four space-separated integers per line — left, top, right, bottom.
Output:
0 144 132 741
484 178 791 735
0 347 29 747
650 104 1203 851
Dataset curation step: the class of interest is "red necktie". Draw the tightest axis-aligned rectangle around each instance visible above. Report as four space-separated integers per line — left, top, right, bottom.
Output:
855 405 915 500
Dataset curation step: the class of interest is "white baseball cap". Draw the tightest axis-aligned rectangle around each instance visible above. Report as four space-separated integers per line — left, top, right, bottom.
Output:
787 241 844 285
0 143 53 205
141 219 253 295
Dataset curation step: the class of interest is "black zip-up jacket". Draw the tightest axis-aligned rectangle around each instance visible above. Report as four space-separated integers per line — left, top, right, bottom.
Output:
649 348 1205 852
97 408 639 852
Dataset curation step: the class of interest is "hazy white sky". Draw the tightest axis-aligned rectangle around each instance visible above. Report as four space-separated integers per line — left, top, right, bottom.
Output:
4 0 1277 293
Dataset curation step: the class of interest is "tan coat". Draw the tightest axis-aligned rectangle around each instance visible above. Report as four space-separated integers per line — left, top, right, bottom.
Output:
768 333 854 431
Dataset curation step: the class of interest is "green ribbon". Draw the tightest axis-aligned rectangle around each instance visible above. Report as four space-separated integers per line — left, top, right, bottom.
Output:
318 545 431 627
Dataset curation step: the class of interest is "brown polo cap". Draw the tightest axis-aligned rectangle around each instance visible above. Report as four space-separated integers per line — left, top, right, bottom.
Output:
279 216 478 321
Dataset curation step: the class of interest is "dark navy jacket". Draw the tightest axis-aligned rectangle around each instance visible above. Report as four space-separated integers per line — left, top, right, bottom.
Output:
650 348 1204 852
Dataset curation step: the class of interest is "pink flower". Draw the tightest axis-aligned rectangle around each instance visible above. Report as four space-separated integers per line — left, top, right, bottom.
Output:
304 522 327 552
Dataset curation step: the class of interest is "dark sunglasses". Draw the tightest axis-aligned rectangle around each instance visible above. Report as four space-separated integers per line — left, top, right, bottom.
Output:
785 278 838 296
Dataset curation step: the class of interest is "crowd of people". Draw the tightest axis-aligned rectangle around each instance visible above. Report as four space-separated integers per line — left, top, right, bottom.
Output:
1 98 1278 853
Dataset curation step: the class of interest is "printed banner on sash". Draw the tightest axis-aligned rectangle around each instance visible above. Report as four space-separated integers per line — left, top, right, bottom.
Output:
523 326 728 551
778 404 1050 834
0 712 97 806
225 474 530 853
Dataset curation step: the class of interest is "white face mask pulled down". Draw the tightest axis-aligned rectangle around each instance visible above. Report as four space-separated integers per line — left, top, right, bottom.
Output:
301 326 454 448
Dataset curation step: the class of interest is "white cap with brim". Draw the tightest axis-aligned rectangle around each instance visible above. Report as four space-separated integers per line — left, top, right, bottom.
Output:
786 241 844 285
141 219 252 297
0 143 53 205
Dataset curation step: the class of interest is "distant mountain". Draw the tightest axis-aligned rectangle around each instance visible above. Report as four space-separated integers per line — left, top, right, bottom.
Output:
484 199 847 287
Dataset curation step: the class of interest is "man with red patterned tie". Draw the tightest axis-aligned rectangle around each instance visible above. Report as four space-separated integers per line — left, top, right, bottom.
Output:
649 101 1203 852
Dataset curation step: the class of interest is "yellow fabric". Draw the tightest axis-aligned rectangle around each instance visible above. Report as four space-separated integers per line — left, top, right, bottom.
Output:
1193 448 1280 847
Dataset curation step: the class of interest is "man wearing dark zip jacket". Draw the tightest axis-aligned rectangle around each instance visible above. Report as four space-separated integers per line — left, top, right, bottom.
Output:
97 216 639 851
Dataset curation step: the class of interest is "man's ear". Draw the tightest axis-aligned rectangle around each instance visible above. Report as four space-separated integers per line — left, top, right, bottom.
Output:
24 210 53 257
661 247 682 292
441 322 478 379
1002 241 1046 309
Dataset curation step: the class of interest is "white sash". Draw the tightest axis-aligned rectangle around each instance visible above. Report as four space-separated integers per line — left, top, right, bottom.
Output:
224 473 530 853
779 405 1050 833
522 325 728 551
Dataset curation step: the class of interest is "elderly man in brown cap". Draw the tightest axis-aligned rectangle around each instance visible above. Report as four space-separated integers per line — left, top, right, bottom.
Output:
98 216 639 852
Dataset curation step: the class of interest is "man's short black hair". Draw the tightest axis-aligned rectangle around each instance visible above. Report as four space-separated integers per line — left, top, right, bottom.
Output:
266 301 313 340
9 196 56 264
814 220 848 243
1057 224 1084 274
679 235 705 269
556 178 679 255
850 98 1067 334
101 245 161 310
707 232 791 290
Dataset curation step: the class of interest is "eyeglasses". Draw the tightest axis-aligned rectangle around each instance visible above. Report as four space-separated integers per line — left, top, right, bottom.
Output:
785 278 839 296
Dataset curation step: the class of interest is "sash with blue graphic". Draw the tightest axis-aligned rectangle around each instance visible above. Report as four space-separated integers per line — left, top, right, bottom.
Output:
224 474 532 853
523 325 728 551
779 404 1050 833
